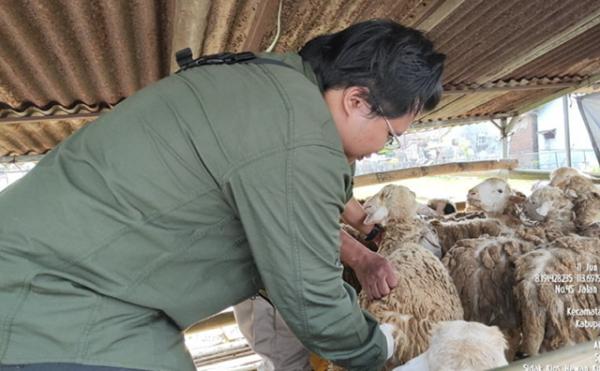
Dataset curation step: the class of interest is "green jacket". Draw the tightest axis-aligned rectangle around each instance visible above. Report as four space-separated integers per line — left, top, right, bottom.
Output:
0 53 387 370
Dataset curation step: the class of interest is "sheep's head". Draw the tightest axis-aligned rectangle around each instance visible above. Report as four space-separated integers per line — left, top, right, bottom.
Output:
427 198 456 216
524 186 573 222
561 175 598 199
549 167 583 188
561 175 600 228
466 178 524 215
426 321 508 371
362 184 417 225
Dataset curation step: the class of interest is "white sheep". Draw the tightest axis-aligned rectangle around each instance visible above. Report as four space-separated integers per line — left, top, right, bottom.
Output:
427 178 524 257
466 177 526 228
513 235 600 356
357 185 464 367
393 320 508 371
363 184 442 258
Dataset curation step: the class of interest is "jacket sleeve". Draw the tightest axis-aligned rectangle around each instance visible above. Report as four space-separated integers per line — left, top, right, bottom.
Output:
224 145 388 370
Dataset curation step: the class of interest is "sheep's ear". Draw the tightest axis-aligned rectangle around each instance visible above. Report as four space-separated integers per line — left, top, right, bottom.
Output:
536 201 553 217
509 194 526 204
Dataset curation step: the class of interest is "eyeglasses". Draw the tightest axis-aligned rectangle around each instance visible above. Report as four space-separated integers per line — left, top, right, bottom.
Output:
378 105 402 147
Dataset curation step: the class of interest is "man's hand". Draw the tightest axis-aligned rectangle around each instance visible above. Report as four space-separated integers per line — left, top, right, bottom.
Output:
353 249 398 300
340 229 397 300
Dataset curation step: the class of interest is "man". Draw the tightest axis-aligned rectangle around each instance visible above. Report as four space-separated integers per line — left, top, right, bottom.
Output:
0 19 444 370
234 196 394 371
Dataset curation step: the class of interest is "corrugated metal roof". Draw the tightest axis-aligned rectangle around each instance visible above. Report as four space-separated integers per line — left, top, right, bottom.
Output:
0 0 174 111
0 119 90 157
2 0 600 157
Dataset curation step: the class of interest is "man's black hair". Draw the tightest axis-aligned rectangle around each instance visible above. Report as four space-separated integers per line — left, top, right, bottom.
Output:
299 19 445 118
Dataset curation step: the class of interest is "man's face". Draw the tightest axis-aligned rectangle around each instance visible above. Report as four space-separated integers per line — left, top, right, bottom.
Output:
325 87 416 163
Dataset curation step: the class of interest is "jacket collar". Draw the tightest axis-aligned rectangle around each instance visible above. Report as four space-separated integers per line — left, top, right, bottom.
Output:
259 52 320 90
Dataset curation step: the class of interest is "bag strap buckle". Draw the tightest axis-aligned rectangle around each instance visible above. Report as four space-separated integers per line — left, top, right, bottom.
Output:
175 49 258 72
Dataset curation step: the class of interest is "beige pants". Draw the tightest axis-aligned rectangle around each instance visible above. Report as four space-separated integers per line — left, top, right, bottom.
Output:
233 296 312 371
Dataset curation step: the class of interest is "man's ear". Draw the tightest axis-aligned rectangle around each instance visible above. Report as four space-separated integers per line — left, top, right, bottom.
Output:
342 87 372 117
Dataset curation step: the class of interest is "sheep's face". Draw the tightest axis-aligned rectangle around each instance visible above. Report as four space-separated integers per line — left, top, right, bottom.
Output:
467 178 514 214
549 167 582 188
524 186 572 222
363 184 417 225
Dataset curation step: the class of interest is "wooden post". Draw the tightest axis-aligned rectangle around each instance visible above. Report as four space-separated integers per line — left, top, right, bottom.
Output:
501 117 509 159
563 95 572 167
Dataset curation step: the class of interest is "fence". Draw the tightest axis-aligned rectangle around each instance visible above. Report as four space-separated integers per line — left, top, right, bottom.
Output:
512 149 599 173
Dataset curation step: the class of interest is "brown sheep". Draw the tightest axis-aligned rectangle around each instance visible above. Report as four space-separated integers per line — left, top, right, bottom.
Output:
513 236 600 356
560 175 600 234
442 236 536 360
429 218 505 257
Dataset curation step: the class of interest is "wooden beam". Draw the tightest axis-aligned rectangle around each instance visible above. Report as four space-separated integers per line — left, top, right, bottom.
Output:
509 169 600 183
505 116 521 135
479 9 600 83
354 160 519 187
413 113 514 132
241 0 280 52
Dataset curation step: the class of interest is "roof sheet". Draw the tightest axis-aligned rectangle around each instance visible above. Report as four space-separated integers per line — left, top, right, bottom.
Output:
1 0 600 157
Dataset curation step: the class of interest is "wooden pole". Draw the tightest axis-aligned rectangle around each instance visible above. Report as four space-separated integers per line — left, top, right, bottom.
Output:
501 117 509 159
563 95 572 167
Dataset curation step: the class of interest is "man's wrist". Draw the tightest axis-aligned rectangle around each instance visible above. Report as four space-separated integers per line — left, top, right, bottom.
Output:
340 233 373 269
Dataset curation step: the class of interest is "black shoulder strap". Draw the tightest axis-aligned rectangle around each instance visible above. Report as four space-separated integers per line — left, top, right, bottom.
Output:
175 48 292 73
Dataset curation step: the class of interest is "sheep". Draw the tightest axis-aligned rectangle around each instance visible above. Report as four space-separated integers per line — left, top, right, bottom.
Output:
425 178 525 257
466 177 526 228
363 184 442 258
417 198 457 218
513 236 600 356
523 186 574 228
428 198 457 216
429 218 505 257
394 320 508 371
521 185 576 240
348 184 464 368
559 175 600 234
549 166 585 188
357 244 464 367
442 235 538 359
